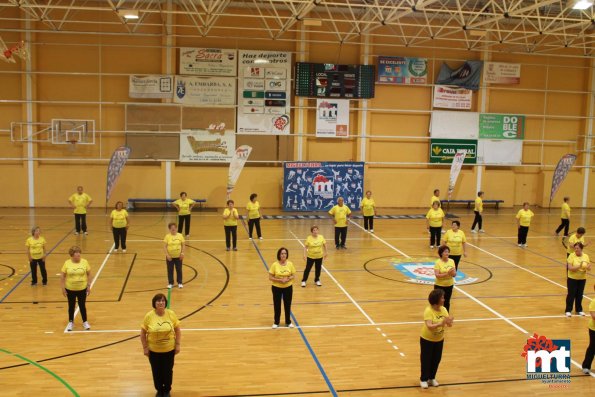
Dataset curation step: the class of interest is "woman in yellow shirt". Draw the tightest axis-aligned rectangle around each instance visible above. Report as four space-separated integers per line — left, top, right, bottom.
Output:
565 242 591 317
25 226 47 286
515 202 534 247
329 197 352 249
565 227 589 259
360 190 377 233
301 225 327 287
434 246 456 312
581 283 595 374
441 220 467 270
268 247 296 328
140 293 181 396
110 201 129 253
419 288 454 389
223 200 239 251
471 191 484 233
555 196 571 238
173 192 195 238
426 201 445 249
60 246 92 331
246 193 263 240
68 185 92 235
164 223 185 289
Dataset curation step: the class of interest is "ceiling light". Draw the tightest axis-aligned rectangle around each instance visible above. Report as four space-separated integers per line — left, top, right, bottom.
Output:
118 9 139 20
303 19 322 27
573 0 593 10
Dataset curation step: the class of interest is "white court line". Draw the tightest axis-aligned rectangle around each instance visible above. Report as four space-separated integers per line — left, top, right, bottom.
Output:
348 219 408 256
63 243 115 333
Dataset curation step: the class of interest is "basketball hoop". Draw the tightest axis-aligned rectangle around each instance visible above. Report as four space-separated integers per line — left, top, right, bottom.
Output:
0 39 29 63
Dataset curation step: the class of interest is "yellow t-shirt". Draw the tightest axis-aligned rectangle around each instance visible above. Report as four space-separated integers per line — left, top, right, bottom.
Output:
561 202 571 219
111 209 128 228
25 236 46 260
589 299 595 331
174 198 195 216
69 193 92 214
360 197 376 217
443 230 466 256
566 233 585 255
516 209 535 227
426 208 445 227
567 252 589 280
269 261 296 288
434 258 455 287
430 195 441 208
223 208 239 226
61 259 90 290
329 205 352 228
142 309 180 353
246 201 261 219
474 197 483 213
164 233 185 258
420 305 450 342
305 235 326 259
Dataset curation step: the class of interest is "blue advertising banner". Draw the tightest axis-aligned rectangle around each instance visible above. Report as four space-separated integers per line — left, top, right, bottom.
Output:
283 162 365 211
437 60 483 91
377 56 427 85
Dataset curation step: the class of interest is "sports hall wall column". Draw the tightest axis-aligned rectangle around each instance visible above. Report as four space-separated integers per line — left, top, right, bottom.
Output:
357 33 370 164
582 58 595 207
295 26 308 161
475 46 490 197
23 20 36 207
163 0 175 200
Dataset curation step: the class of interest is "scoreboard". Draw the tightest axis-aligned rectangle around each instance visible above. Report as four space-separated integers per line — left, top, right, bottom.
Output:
295 62 375 99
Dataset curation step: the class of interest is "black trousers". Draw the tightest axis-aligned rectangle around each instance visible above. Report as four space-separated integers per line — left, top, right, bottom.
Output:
565 278 586 313
556 219 570 236
429 226 442 246
582 328 595 370
303 257 323 282
66 288 87 322
471 211 482 230
166 258 183 284
148 350 175 394
112 227 127 249
272 285 293 325
248 218 262 238
30 259 47 284
224 225 237 248
363 216 374 231
518 226 529 244
450 255 461 271
434 285 453 312
74 213 87 233
178 214 191 236
420 337 444 382
334 227 347 247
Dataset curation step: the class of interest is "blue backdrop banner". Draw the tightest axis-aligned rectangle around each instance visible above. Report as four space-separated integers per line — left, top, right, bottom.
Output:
283 162 365 211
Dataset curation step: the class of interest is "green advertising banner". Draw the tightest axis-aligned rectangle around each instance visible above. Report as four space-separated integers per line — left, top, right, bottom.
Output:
479 114 525 139
430 139 477 164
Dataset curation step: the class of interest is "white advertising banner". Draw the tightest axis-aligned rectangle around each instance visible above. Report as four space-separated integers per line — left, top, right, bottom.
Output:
430 111 479 139
316 99 350 138
483 62 521 84
477 140 522 165
433 85 472 110
179 48 237 76
129 75 173 98
237 50 292 134
174 76 236 106
180 129 235 163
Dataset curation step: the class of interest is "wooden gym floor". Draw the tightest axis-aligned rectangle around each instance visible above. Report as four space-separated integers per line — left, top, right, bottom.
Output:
0 206 593 396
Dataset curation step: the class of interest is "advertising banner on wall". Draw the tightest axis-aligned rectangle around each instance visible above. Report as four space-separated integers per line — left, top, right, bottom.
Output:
283 162 365 211
483 62 521 84
174 76 236 106
129 75 173 98
433 85 472 109
477 140 522 165
179 48 237 76
479 114 525 139
377 56 427 84
316 99 350 137
437 60 483 90
179 107 236 163
430 139 477 164
237 50 292 134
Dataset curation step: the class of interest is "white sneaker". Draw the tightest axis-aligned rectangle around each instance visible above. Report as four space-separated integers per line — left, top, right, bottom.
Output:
523 244 528 247
287 323 295 328
74 232 79 235
583 368 591 374
301 281 306 287
370 229 374 233
479 229 485 233
122 249 126 253
471 229 477 234
167 284 173 289
518 244 522 247
565 312 572 317
66 322 73 331
178 283 183 289
429 379 439 387
579 311 587 316
272 324 279 329
430 245 434 249
420 381 429 389
83 321 91 330
84 232 88 236
186 234 190 238
441 230 446 234
249 237 253 240
259 237 263 240
316 280 322 286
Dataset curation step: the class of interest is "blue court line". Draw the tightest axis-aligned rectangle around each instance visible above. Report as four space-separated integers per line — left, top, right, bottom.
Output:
241 219 338 397
0 229 72 303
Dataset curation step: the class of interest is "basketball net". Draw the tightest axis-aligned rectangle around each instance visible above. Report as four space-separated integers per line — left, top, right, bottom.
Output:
1 39 29 63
